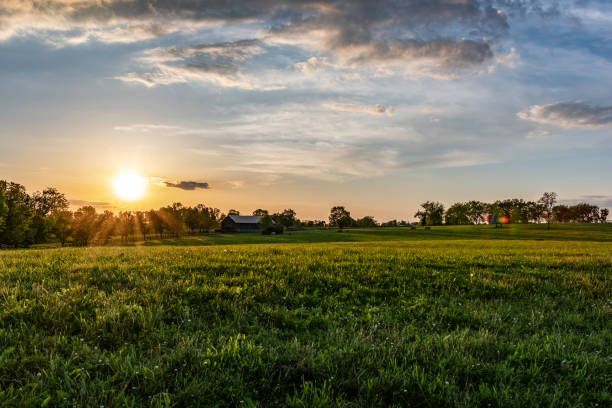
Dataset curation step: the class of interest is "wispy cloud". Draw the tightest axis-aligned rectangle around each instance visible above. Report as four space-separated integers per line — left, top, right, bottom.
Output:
518 101 612 128
329 103 393 116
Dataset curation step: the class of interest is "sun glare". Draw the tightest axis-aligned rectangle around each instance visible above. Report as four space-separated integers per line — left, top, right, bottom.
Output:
113 172 147 202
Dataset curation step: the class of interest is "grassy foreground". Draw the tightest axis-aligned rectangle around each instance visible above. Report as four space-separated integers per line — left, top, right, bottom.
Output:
1 228 611 407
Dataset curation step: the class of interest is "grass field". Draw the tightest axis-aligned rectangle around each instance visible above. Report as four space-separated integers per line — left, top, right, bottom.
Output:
1 225 611 407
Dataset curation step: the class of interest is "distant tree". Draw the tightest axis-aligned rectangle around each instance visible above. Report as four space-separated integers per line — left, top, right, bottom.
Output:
0 181 35 247
355 216 378 227
49 210 73 246
134 211 149 241
252 209 268 216
259 214 283 235
600 208 609 223
30 188 69 243
72 206 99 246
381 219 398 227
117 211 135 241
183 207 201 233
527 201 545 224
159 203 184 237
466 201 485 224
147 210 164 238
273 208 298 228
97 211 117 244
329 206 352 230
538 192 557 230
445 202 471 225
228 209 240 215
0 189 7 236
415 201 444 226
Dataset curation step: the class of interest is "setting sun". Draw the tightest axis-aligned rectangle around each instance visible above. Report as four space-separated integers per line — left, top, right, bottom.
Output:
113 172 147 202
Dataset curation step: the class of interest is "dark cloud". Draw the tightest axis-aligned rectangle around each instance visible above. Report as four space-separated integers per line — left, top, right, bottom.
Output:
518 101 612 127
163 181 210 190
1 1 519 71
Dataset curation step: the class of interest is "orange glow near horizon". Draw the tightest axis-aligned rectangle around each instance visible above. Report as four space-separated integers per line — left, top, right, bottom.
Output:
113 172 147 202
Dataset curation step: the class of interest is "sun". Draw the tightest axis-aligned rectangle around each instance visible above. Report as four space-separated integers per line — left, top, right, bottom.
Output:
113 172 147 202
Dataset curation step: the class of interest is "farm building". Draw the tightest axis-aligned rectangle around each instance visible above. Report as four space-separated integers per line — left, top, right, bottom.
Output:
221 215 262 233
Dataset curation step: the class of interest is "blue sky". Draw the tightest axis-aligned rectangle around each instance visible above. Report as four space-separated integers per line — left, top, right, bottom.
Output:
0 0 610 220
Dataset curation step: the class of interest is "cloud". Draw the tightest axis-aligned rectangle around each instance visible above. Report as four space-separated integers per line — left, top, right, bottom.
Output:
161 181 210 191
116 39 284 89
329 103 393 116
0 1 539 81
518 101 612 128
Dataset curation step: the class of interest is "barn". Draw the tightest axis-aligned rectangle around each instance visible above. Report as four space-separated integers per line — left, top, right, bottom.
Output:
221 215 262 233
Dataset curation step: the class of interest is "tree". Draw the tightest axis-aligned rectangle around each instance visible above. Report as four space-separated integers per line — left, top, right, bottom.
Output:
97 211 117 244
183 207 201 233
49 210 73 246
329 206 352 230
0 181 35 247
600 208 609 223
0 189 7 236
415 201 444 226
117 211 135 241
538 192 557 230
134 211 149 241
30 187 69 243
72 206 99 246
148 209 165 238
466 201 485 224
273 208 298 228
444 203 470 225
252 209 268 216
259 213 283 235
355 216 378 227
228 209 240 215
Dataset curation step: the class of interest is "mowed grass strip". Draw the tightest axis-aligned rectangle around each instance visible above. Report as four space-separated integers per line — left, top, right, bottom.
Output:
0 239 610 407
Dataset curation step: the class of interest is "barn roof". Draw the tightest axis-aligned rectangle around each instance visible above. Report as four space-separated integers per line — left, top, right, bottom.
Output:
227 215 261 224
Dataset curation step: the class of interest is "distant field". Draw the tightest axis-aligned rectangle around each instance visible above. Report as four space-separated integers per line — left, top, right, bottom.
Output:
1 225 611 407
137 223 612 247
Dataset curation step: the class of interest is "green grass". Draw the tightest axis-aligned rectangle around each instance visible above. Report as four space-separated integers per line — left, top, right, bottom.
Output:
137 224 612 247
1 225 611 407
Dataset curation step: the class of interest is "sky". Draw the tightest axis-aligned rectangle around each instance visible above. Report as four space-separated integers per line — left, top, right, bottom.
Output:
0 0 611 221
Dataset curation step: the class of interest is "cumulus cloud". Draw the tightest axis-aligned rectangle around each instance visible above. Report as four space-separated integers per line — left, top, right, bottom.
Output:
518 101 612 128
0 1 543 80
329 103 393 116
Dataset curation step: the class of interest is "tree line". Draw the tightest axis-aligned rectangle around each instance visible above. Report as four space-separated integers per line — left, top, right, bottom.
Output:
413 192 608 229
0 181 608 248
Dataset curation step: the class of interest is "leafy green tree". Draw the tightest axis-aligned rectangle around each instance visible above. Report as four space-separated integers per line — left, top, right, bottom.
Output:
415 201 444 226
252 209 269 216
538 192 557 230
600 208 609 223
444 203 471 225
272 208 298 228
355 216 378 227
72 206 99 246
117 211 136 241
97 210 117 244
0 189 7 236
30 187 69 243
134 211 149 241
0 180 35 247
49 210 73 246
329 206 353 230
184 207 201 233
